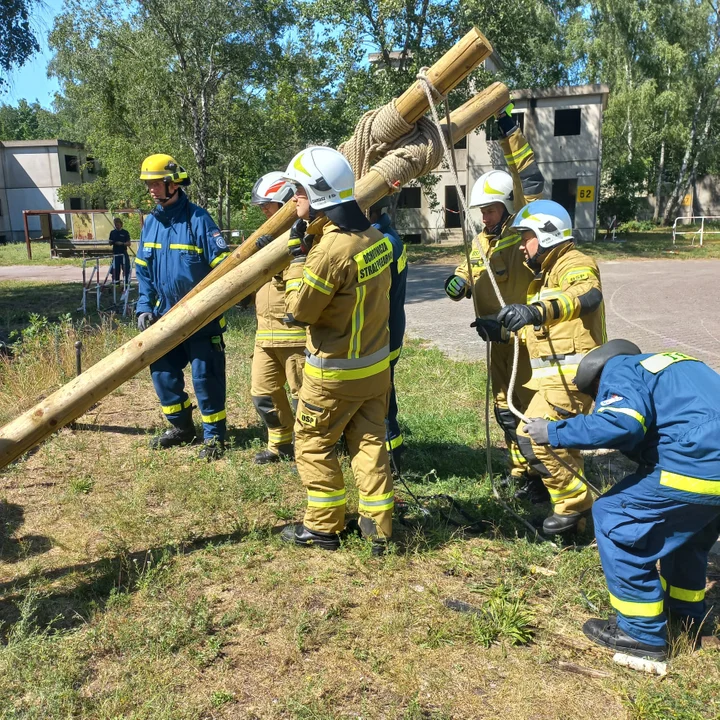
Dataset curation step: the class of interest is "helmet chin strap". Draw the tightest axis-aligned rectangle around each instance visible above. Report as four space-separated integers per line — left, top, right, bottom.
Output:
486 207 510 237
150 179 179 205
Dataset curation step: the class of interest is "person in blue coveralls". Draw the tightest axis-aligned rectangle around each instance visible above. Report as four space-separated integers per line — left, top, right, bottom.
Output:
135 154 231 460
523 339 720 660
368 200 408 472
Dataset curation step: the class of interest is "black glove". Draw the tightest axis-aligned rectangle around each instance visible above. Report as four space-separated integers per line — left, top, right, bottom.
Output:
470 316 507 343
137 312 155 331
497 303 543 332
444 274 469 301
288 218 313 258
255 233 273 250
496 103 517 138
523 418 550 445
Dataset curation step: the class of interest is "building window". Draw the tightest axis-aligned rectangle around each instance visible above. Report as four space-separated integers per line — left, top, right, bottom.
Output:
554 109 582 136
485 112 524 141
445 185 466 229
551 179 577 223
403 233 422 244
453 136 467 149
69 198 83 210
86 157 96 174
398 186 422 209
65 155 79 172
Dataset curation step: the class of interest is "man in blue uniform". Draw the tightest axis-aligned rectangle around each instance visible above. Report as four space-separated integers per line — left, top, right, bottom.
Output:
368 201 407 471
135 154 231 460
524 340 720 660
109 218 131 285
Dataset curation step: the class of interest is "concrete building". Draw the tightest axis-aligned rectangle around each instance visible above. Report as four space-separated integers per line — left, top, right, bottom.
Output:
395 84 610 243
0 139 98 243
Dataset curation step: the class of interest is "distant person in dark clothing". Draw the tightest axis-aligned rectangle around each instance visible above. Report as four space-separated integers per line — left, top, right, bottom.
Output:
109 218 131 284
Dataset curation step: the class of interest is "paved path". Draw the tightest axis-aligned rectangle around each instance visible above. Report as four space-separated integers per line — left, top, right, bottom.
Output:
4 259 720 370
0 265 83 283
405 259 720 370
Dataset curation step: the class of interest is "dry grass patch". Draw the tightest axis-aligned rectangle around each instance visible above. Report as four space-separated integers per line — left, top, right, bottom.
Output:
0 285 718 719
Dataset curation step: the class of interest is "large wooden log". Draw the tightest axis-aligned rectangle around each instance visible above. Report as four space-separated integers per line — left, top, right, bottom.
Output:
183 28 493 299
186 80 509 302
0 82 509 470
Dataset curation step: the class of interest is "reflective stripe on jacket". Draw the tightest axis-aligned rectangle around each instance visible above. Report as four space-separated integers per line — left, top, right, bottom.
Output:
286 219 391 382
548 352 720 505
135 190 230 335
524 244 606 379
255 260 306 347
372 213 407 357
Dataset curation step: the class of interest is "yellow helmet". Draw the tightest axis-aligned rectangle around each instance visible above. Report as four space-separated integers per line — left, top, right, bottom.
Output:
140 154 190 186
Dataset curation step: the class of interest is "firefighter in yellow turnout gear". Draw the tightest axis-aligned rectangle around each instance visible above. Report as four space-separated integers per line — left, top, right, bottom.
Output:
249 173 306 464
444 107 547 501
498 200 606 535
279 146 394 555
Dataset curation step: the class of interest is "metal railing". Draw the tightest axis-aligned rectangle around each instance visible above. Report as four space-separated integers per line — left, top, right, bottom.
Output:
672 215 720 246
78 254 135 316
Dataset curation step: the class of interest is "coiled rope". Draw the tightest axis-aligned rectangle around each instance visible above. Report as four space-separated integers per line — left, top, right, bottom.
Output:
339 98 444 191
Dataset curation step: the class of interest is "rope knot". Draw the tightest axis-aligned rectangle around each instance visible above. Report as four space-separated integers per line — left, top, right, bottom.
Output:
416 67 447 103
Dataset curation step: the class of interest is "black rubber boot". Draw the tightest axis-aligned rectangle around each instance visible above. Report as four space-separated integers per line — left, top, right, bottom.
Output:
542 509 591 535
198 438 225 461
514 474 551 504
149 422 197 450
583 617 667 660
280 523 340 551
254 444 294 465
358 516 390 557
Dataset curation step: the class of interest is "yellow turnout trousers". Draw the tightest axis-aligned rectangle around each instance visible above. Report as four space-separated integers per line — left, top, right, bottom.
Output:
294 371 393 538
489 341 536 477
516 379 594 515
251 346 305 454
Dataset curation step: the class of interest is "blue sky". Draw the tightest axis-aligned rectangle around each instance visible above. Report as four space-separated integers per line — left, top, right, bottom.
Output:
4 0 65 108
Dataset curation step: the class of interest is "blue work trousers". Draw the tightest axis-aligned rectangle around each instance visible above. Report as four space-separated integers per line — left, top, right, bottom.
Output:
112 253 130 283
386 356 403 453
150 333 227 441
593 468 720 647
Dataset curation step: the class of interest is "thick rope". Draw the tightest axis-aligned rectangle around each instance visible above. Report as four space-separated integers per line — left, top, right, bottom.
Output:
339 98 444 190
340 102 414 179
414 69 601 502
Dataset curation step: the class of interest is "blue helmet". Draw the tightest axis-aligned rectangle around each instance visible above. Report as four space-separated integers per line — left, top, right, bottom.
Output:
511 199 573 249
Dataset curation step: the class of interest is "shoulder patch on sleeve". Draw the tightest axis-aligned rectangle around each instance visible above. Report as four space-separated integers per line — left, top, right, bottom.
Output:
600 394 624 407
212 231 227 249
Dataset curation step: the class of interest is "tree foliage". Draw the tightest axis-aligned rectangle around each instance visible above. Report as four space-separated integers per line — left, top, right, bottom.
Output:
0 99 66 139
0 0 40 89
6 0 717 229
580 0 720 224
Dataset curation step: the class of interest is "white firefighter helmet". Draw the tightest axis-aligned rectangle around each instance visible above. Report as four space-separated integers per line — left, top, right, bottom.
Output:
512 199 574 249
283 146 355 210
251 171 295 206
469 170 514 214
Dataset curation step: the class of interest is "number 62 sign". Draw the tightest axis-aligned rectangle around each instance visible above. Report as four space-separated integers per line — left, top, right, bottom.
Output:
576 186 595 202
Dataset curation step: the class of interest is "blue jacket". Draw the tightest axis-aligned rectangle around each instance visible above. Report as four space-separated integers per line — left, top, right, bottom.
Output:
135 191 231 335
548 352 720 505
373 213 407 359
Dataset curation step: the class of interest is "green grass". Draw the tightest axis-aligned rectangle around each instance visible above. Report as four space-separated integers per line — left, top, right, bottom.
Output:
0 285 718 718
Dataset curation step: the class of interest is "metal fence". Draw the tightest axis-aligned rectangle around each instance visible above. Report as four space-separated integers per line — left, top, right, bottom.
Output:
672 216 720 246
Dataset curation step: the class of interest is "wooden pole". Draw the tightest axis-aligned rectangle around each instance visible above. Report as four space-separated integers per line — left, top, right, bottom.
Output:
181 28 493 300
0 82 509 470
185 81 509 302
